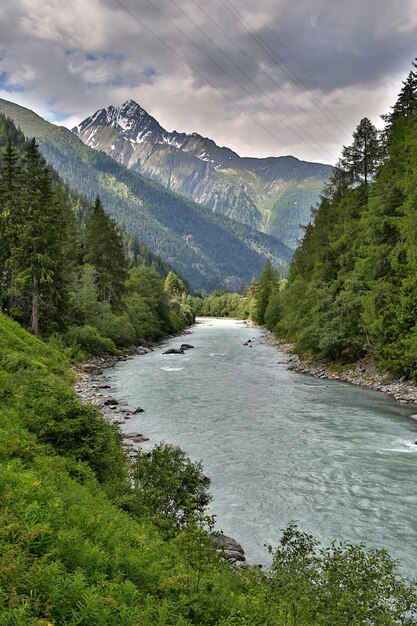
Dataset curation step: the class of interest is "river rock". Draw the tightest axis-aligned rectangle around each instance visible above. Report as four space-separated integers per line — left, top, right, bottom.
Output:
137 346 152 355
133 435 150 443
130 406 144 413
212 533 246 564
104 396 119 405
180 343 194 350
163 348 184 355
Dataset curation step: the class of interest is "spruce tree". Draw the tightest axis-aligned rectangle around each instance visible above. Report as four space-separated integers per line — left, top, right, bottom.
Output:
385 60 417 124
0 141 22 312
253 261 280 325
12 139 69 335
84 196 128 309
341 118 381 185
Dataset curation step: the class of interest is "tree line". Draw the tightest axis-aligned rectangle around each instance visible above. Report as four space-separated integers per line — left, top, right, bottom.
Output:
0 115 193 352
230 59 417 378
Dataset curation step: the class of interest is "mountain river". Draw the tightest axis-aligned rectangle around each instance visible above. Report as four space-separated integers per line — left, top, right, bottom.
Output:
104 318 417 576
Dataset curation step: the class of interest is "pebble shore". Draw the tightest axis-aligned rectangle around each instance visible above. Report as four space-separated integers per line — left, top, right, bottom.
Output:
73 346 154 461
264 331 417 409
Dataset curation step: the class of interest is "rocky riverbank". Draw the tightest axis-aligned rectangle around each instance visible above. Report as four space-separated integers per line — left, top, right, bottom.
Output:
73 333 249 566
264 332 417 408
73 345 155 461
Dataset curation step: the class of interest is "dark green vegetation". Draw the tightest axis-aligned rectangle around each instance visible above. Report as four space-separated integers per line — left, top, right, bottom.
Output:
0 98 292 292
74 100 332 249
1 313 416 625
191 262 282 327
0 114 192 348
249 59 417 378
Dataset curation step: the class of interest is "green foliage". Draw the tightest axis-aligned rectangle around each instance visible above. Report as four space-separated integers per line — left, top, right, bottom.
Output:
0 98 292 292
94 311 136 347
0 137 74 336
165 270 187 297
0 313 416 624
65 325 117 356
132 444 211 534
0 116 191 350
84 196 128 308
268 523 417 626
264 58 417 376
252 262 281 326
189 290 251 319
341 117 382 185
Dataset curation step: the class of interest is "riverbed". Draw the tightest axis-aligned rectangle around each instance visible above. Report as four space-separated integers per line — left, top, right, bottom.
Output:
104 318 417 576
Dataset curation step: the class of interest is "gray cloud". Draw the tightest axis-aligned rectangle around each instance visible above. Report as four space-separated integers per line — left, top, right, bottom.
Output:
0 0 416 163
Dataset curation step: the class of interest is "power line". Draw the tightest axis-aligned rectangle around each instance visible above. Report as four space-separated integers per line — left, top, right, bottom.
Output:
135 0 338 162
112 0 310 160
187 0 352 144
170 0 344 153
219 0 354 137
237 0 358 128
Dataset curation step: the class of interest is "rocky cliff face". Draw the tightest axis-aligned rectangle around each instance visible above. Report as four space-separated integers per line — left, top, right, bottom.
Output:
73 101 332 248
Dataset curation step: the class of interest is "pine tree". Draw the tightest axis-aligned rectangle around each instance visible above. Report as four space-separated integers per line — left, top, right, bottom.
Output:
0 141 22 312
84 196 128 309
253 261 280 325
12 139 69 335
341 118 381 185
384 61 417 124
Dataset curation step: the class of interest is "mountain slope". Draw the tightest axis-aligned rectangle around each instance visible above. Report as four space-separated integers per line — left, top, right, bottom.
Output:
74 100 332 248
0 98 291 292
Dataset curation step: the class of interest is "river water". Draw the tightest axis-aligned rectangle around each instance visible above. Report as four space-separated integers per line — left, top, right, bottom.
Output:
105 318 417 576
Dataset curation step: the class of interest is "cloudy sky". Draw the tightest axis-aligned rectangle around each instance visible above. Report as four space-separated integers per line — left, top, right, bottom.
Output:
0 0 416 163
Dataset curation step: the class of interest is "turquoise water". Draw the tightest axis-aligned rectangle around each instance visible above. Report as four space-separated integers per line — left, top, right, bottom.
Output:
105 318 417 575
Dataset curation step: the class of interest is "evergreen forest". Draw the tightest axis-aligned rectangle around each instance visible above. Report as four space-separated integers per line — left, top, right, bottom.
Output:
0 114 193 351
215 59 417 381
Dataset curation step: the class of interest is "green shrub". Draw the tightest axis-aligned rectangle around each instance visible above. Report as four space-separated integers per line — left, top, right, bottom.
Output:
66 325 117 356
94 312 136 347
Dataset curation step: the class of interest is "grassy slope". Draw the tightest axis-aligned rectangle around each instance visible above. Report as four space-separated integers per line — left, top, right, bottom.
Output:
0 315 261 625
0 99 291 292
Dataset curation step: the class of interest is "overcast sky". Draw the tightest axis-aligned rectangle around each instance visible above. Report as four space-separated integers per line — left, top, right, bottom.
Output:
0 0 416 163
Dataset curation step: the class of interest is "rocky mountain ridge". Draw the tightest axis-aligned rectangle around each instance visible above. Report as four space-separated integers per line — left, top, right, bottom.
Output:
73 100 333 248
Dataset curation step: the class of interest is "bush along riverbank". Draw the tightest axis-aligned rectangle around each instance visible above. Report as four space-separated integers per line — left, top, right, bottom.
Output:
2 311 417 625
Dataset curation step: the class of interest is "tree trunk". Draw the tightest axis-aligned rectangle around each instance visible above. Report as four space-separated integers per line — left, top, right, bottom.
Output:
31 280 39 336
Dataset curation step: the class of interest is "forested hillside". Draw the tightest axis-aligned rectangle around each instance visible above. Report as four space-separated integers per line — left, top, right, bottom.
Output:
0 98 292 292
0 114 193 347
251 60 417 378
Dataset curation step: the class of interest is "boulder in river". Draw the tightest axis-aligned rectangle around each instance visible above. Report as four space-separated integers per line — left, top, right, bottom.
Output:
104 396 119 405
212 533 246 564
180 343 194 350
130 406 144 414
137 346 152 355
163 348 184 355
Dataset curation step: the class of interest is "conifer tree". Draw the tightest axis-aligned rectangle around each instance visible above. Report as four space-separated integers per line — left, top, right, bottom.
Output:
0 141 22 312
384 60 417 125
253 260 280 325
11 139 69 335
84 196 128 309
341 118 381 185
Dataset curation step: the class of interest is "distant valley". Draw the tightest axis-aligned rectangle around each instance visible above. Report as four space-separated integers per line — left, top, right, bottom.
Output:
74 100 332 249
0 98 292 292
